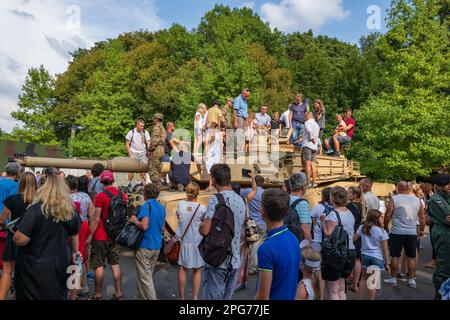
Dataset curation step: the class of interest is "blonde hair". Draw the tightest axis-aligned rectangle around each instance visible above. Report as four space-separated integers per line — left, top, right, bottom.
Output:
348 186 366 219
197 103 207 114
186 182 200 201
301 246 321 300
33 175 76 222
19 172 37 204
409 182 424 198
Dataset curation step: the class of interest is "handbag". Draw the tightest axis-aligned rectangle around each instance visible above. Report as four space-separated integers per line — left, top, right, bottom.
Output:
115 205 148 250
244 199 260 243
164 203 201 263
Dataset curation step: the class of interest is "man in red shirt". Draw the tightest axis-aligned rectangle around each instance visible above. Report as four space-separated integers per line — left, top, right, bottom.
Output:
325 108 356 157
89 170 127 300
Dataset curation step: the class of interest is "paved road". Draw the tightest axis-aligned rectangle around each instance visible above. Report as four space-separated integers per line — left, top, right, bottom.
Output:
90 232 437 300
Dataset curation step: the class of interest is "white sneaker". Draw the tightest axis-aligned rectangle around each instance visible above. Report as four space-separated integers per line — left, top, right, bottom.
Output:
384 277 398 287
408 278 417 289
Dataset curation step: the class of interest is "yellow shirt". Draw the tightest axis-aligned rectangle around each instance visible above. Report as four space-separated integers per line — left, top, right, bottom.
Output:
205 106 223 128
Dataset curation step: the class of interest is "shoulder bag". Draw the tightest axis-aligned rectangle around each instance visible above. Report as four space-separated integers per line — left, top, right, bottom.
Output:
164 203 201 263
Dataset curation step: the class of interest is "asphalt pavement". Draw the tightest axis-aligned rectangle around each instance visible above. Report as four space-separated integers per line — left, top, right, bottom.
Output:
89 232 437 300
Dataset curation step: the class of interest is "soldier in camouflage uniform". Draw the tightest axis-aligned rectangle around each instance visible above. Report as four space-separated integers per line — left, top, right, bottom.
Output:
148 113 167 185
428 174 450 299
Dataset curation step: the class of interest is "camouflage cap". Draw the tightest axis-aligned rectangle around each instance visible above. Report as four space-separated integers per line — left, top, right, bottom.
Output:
153 113 164 120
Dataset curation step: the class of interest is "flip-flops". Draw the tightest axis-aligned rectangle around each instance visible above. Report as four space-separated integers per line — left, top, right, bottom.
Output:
88 295 103 300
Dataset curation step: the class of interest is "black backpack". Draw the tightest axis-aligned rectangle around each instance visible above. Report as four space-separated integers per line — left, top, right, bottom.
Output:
198 193 235 268
321 211 350 273
103 190 128 238
285 198 309 243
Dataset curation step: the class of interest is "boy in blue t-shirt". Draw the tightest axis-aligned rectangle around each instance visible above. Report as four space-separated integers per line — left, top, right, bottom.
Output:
254 189 301 300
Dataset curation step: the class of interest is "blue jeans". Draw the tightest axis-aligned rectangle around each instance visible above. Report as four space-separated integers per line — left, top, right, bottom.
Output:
291 121 304 145
361 254 385 270
201 264 239 300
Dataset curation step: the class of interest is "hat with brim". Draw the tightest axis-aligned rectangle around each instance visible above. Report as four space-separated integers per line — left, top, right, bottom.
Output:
153 113 164 120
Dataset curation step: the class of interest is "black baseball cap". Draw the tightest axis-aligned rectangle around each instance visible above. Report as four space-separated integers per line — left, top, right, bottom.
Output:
433 174 450 187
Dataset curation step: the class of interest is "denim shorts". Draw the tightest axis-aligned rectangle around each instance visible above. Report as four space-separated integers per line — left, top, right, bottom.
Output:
361 254 385 270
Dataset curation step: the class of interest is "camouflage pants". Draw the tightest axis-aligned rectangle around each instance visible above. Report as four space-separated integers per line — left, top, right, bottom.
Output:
148 146 164 183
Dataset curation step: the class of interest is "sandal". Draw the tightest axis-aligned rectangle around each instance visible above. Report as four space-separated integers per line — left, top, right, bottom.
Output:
111 294 122 300
88 294 103 300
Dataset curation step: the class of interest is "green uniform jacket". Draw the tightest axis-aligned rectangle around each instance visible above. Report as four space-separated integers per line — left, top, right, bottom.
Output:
428 191 450 293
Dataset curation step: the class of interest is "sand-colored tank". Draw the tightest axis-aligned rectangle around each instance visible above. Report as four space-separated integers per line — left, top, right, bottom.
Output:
15 128 394 232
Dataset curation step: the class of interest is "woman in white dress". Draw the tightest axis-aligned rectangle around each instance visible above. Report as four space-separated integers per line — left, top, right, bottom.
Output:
193 103 207 156
176 182 206 300
204 121 222 190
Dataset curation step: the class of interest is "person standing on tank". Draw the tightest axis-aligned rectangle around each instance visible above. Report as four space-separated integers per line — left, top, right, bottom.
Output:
148 114 167 187
125 119 151 187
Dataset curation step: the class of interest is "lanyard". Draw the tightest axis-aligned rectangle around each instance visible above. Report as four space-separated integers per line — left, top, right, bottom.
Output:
263 227 288 242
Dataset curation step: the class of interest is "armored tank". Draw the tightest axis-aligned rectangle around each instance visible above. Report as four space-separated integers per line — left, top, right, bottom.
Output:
14 129 395 232
15 128 363 187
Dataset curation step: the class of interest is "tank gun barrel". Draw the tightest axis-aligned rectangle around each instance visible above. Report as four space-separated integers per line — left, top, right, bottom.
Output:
17 156 149 173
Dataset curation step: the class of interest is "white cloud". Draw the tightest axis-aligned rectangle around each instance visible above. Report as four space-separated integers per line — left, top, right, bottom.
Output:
0 0 163 133
260 0 350 32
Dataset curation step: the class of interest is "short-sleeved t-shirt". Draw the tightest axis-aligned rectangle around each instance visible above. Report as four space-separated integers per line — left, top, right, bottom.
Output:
344 117 356 138
326 210 356 250
289 195 311 225
234 95 248 119
257 225 301 300
3 194 28 221
347 202 363 233
309 202 333 243
240 187 265 226
70 192 92 221
205 106 223 128
271 119 281 130
205 191 246 269
289 102 308 123
364 192 380 212
255 113 271 127
357 225 389 260
15 202 81 300
125 128 150 154
137 199 166 250
94 187 127 241
0 178 19 213
88 177 104 194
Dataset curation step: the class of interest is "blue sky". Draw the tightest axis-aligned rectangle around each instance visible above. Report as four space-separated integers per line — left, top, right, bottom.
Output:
0 0 391 131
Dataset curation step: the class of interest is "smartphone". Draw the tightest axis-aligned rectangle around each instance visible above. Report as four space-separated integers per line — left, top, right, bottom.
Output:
242 169 252 178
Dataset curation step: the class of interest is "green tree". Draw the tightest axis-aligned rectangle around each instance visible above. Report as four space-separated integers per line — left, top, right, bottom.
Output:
10 65 58 144
350 0 450 180
69 41 135 157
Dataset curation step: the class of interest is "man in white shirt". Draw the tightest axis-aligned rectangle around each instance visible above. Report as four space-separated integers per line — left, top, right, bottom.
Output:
359 178 380 211
280 108 291 129
125 119 151 186
301 112 320 188
255 105 271 132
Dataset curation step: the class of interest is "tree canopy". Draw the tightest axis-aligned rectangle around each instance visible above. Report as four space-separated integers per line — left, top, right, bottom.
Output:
4 0 449 180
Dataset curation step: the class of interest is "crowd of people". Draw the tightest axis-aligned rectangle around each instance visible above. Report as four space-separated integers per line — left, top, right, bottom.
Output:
0 158 448 301
123 89 358 190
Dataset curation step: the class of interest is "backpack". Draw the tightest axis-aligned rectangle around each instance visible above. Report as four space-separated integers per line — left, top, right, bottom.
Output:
103 190 128 238
285 198 309 243
198 193 235 268
321 211 350 273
